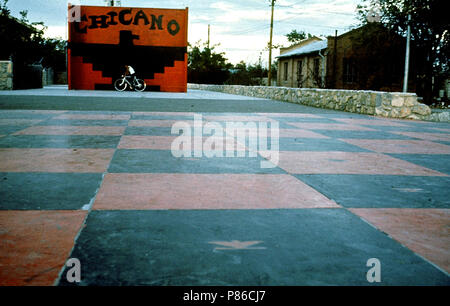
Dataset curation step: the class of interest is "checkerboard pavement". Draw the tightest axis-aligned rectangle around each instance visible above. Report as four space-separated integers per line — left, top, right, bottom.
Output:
0 109 449 285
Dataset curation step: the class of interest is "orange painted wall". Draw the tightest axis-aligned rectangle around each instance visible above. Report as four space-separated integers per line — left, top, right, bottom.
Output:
144 54 188 92
68 5 188 92
68 52 113 90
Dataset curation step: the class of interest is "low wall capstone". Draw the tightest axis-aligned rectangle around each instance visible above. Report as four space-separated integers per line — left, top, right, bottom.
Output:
188 84 449 122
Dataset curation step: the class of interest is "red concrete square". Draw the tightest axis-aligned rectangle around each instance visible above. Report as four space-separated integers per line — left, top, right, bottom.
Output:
93 173 339 210
14 126 126 136
0 119 43 125
390 131 450 142
0 210 87 286
129 120 202 127
0 148 115 172
287 122 377 131
223 128 328 139
349 208 450 273
431 127 450 133
273 151 448 176
53 114 130 120
206 136 249 152
278 129 329 138
204 115 270 122
333 118 409 127
258 113 322 118
340 139 450 154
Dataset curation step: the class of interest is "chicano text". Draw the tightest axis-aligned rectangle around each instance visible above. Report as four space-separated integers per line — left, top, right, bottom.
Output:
73 9 181 36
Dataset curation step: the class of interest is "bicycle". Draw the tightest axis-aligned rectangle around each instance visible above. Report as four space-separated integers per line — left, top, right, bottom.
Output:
114 75 146 92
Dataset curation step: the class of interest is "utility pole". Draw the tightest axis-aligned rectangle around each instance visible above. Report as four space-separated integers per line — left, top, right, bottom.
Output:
267 0 275 86
403 14 411 92
105 0 121 6
207 24 210 49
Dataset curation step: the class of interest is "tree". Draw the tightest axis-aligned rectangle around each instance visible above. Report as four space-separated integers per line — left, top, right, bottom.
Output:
225 61 269 86
188 41 232 84
0 1 66 66
285 30 313 45
357 0 450 104
0 0 66 88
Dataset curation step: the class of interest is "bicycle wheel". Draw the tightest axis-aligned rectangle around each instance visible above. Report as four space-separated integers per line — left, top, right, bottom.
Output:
114 78 127 91
134 79 146 92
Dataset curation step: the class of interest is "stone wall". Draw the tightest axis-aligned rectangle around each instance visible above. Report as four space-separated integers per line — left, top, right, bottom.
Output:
374 92 431 120
188 84 449 122
0 61 13 90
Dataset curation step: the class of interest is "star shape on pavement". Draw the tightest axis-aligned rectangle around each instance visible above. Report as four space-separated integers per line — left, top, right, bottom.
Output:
208 240 266 250
393 188 424 193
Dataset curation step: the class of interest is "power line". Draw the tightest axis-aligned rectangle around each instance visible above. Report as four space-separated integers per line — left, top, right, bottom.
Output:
281 8 355 17
224 24 272 36
191 16 353 36
279 20 352 30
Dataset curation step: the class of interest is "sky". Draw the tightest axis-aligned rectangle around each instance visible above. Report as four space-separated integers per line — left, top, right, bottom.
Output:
5 0 363 65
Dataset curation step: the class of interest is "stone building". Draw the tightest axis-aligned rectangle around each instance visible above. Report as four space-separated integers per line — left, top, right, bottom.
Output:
277 36 327 88
277 23 412 92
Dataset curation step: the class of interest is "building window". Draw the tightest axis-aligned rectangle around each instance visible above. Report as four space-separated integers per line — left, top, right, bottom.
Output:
343 58 357 84
283 62 288 81
297 60 303 87
313 58 320 80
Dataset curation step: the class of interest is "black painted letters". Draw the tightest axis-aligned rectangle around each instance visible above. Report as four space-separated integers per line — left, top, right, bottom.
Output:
73 9 181 36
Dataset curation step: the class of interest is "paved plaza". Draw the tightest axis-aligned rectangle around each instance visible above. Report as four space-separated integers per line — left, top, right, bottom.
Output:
0 86 449 286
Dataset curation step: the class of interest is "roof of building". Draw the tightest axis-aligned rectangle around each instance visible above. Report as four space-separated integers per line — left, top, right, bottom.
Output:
277 39 328 59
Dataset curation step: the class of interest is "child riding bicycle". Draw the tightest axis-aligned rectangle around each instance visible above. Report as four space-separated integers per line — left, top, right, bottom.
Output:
124 65 137 86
